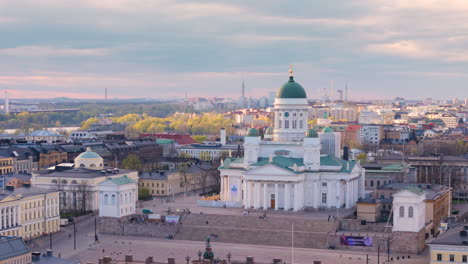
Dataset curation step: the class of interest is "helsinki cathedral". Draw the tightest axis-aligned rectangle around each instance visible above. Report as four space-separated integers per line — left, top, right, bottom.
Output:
219 68 365 211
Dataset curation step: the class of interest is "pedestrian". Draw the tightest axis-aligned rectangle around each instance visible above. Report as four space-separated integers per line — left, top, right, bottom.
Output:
328 215 330 222
103 249 105 253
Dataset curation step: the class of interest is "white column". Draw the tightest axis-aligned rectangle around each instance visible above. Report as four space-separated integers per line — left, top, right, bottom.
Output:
242 180 247 206
263 183 268 209
227 177 231 202
313 181 318 208
220 176 225 200
274 183 279 210
336 181 341 208
8 207 12 227
12 206 16 226
293 184 300 211
284 183 290 211
299 183 304 209
0 208 3 229
245 181 250 208
255 182 262 209
346 180 351 208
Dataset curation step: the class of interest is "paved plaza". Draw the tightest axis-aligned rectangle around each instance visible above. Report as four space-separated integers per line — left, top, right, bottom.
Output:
28 193 430 264
137 193 355 220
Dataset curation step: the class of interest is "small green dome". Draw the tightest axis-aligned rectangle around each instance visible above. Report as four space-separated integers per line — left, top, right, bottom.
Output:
306 129 319 138
246 128 259 137
276 76 307 99
77 150 101 159
322 127 334 133
265 127 273 135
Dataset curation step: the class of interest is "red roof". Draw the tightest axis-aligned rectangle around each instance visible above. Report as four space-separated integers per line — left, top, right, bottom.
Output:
345 125 362 132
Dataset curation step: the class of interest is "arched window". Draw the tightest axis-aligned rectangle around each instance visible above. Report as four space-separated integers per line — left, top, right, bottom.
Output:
399 206 405 217
80 164 85 168
51 179 57 184
90 164 96 167
71 180 77 185
104 194 109 205
111 194 116 205
408 206 414 218
124 193 128 203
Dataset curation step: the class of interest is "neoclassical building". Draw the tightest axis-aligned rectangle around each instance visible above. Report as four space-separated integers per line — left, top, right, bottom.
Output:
219 69 365 210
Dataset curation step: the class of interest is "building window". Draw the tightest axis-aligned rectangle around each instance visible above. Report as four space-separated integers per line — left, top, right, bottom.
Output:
399 206 405 217
450 254 454 262
321 193 327 204
292 120 297 129
370 181 374 187
322 182 327 187
408 206 414 218
285 120 289 129
278 119 282 128
463 255 467 263
111 194 116 205
299 120 303 129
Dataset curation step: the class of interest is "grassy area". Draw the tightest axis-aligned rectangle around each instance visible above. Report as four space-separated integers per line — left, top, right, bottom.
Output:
452 199 468 204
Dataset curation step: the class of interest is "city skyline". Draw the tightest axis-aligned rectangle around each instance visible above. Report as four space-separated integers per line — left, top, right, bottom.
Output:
0 0 467 100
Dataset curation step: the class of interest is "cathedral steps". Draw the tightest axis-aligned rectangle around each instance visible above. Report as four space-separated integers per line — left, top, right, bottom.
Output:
175 213 338 249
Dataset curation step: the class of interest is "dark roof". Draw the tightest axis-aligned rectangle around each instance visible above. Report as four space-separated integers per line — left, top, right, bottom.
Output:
36 167 136 179
0 186 57 200
430 225 468 247
378 182 450 200
0 236 29 261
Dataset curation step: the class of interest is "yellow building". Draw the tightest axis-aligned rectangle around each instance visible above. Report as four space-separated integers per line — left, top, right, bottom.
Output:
139 171 183 196
356 197 381 222
0 155 13 175
0 185 60 240
429 225 468 263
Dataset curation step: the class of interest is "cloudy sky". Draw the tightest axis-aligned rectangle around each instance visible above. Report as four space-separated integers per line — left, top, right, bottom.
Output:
0 0 467 100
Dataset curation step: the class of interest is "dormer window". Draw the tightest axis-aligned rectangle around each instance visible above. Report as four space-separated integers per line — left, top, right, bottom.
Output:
275 150 290 156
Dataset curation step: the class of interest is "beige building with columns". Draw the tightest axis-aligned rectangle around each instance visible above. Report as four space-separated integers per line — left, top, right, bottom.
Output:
0 185 60 240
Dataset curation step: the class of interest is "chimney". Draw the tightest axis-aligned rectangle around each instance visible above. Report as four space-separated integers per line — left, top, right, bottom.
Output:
125 254 134 262
167 257 175 264
32 252 41 262
246 256 254 264
46 249 53 257
343 145 349 161
220 128 226 146
103 256 112 264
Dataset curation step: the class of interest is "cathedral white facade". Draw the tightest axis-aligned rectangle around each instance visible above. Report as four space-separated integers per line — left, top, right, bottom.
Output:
219 69 365 211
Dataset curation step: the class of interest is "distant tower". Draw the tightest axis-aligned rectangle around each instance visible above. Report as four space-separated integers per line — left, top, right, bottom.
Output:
4 91 9 114
337 90 343 101
241 81 246 108
345 81 348 101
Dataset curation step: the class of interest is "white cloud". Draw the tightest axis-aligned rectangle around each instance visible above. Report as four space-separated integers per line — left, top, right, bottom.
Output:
0 46 111 57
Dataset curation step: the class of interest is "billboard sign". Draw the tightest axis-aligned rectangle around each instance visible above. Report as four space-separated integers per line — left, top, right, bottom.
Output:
340 236 373 247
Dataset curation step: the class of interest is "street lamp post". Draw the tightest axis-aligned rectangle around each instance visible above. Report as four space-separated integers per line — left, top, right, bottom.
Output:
198 250 202 261
226 252 232 263
185 256 191 264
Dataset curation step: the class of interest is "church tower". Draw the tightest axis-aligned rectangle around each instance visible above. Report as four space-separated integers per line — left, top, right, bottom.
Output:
273 67 308 142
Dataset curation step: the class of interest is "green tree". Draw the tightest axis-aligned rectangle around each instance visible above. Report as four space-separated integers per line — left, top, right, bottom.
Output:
122 154 142 171
138 187 152 200
193 135 207 143
356 153 368 164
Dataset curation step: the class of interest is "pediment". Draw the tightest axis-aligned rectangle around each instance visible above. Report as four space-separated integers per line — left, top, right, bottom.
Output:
393 189 425 198
0 195 18 202
246 164 296 176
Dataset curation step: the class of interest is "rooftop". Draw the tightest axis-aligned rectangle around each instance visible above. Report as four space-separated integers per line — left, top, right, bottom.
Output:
0 186 57 200
0 236 29 261
430 225 468 247
378 182 450 200
36 167 136 179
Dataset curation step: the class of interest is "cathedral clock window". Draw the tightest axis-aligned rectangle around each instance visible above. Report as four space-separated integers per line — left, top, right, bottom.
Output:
284 112 289 117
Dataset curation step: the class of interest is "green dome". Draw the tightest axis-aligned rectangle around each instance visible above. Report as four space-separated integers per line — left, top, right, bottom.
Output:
306 129 319 138
322 127 334 133
276 76 307 99
265 127 273 135
246 128 259 137
77 150 101 159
